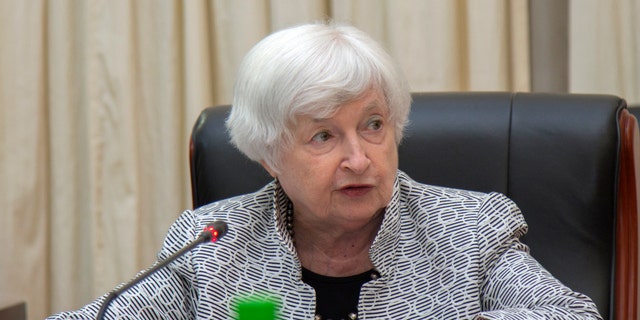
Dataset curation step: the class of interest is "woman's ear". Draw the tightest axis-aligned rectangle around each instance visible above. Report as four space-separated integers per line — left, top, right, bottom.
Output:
260 160 277 178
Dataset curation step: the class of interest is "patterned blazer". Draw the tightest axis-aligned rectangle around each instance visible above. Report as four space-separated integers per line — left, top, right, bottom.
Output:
47 171 602 319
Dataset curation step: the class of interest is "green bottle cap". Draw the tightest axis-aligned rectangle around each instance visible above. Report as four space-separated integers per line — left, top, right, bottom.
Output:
235 295 277 320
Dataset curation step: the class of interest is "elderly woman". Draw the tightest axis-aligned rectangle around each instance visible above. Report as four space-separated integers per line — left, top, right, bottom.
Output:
48 23 602 320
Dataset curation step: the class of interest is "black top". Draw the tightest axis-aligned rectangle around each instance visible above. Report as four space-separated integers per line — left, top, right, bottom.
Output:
301 267 379 320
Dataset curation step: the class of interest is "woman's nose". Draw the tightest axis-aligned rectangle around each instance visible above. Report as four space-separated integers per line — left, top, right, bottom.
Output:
340 135 371 174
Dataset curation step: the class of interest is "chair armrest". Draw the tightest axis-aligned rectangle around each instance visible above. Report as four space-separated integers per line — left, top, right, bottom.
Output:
615 109 639 320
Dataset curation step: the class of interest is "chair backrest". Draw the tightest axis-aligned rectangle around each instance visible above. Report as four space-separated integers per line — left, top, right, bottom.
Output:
0 302 26 320
189 92 639 320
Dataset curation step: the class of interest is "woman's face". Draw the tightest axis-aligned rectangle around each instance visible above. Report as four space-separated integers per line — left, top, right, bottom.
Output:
264 89 398 231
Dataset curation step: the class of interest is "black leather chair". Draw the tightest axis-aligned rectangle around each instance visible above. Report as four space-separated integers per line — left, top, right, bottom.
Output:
629 105 640 123
0 302 26 320
190 92 639 320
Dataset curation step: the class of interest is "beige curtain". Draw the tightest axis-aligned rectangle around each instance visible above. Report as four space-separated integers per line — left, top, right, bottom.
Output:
0 1 636 319
569 0 640 104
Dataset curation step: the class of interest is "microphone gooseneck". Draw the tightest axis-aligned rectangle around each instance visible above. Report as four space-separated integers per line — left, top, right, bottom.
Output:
95 220 229 320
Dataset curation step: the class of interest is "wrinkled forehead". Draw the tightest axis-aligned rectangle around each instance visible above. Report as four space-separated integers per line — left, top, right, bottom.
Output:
289 86 387 120
303 97 388 123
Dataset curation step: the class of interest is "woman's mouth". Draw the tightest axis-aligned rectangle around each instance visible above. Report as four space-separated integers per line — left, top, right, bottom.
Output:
339 185 373 197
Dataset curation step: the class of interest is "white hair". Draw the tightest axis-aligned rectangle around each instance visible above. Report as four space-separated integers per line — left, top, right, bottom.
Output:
226 22 411 173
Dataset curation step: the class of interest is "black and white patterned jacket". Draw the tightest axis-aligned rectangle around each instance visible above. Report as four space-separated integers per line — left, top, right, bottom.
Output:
47 170 602 319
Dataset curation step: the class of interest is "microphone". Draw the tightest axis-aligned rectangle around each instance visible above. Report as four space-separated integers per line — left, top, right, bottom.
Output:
95 220 228 320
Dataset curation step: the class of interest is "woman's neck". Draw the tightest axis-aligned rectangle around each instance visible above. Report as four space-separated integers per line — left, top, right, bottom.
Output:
292 214 382 277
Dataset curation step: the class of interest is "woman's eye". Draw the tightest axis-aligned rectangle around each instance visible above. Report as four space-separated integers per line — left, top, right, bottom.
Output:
311 131 332 143
367 118 383 131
